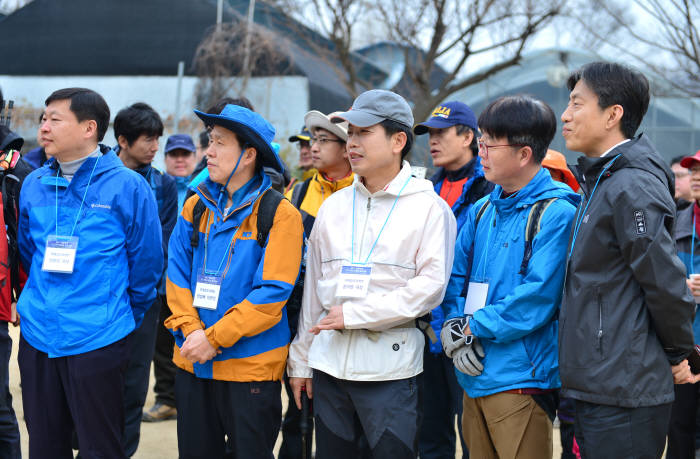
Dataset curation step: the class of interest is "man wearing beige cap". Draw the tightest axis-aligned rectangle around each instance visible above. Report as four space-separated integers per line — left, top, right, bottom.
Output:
288 90 456 457
279 110 353 459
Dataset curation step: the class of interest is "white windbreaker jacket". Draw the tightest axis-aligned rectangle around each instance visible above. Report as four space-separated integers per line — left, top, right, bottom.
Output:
287 162 457 381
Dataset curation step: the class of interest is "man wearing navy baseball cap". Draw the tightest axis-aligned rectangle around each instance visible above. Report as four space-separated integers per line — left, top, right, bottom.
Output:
163 134 197 208
288 89 457 458
414 102 493 458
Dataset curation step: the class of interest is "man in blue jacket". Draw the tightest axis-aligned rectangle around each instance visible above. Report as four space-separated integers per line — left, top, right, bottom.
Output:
414 101 492 459
17 88 163 459
441 95 579 459
114 102 178 455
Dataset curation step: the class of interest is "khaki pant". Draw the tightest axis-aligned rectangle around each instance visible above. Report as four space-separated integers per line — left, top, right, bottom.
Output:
461 391 552 459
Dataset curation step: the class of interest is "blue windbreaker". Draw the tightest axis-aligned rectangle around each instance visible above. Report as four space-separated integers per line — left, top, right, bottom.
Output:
429 157 493 353
442 168 579 397
673 203 700 344
17 149 163 357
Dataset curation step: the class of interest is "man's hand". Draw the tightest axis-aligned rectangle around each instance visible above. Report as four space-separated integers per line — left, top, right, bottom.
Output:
10 302 18 327
180 329 220 364
310 305 344 335
672 359 700 384
687 277 700 300
289 377 313 410
453 337 485 376
441 316 469 358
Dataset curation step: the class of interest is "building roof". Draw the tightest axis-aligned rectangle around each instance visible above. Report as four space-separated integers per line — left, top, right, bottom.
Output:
0 0 382 112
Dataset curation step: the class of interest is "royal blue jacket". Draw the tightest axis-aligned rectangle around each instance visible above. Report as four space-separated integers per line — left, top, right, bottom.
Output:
674 203 700 344
428 158 493 353
443 168 579 397
17 149 163 357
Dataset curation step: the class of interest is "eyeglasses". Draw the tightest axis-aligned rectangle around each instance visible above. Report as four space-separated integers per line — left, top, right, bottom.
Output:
311 137 344 145
477 139 525 156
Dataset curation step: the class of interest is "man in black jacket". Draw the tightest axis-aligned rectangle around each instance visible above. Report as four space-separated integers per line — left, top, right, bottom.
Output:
559 61 699 458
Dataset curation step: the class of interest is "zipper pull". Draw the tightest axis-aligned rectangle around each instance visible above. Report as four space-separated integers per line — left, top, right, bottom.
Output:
367 197 371 210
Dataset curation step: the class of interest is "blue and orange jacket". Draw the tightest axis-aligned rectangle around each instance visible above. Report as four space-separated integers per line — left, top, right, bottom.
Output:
17 149 163 357
165 172 303 381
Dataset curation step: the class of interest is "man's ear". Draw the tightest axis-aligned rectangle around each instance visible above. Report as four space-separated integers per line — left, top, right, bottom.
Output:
605 104 624 131
392 131 407 156
117 134 129 151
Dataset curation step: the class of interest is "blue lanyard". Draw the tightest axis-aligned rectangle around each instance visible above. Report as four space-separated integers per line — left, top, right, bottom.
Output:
202 210 239 276
351 176 411 265
692 213 696 275
54 156 100 237
474 213 495 280
569 154 621 258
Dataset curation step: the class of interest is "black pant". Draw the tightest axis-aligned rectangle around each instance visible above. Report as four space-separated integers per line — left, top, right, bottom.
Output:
419 344 468 459
668 382 700 459
312 370 421 459
153 297 176 407
122 296 160 457
175 369 281 459
0 323 19 459
574 400 672 459
278 373 313 459
18 334 130 459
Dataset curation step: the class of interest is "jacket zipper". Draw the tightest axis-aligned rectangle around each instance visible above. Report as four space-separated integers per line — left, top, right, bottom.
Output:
357 197 371 261
597 292 604 356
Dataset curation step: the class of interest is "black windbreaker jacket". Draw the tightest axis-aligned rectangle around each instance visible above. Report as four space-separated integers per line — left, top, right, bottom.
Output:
560 134 695 407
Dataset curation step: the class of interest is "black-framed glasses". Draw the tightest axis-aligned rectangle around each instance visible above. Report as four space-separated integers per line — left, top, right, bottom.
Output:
311 137 344 145
477 139 526 156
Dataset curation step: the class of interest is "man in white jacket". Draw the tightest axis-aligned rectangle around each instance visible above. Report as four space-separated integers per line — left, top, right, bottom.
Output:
288 89 457 458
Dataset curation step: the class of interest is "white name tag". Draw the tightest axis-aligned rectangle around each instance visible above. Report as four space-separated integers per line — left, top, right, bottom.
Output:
336 264 371 298
42 235 78 273
464 282 489 315
193 273 223 310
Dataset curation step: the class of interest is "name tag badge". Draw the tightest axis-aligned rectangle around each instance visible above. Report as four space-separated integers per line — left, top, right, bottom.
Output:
336 264 372 298
193 272 223 310
42 235 79 273
464 281 489 315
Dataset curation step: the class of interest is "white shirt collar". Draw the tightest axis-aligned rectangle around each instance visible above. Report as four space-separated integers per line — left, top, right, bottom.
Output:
600 139 631 158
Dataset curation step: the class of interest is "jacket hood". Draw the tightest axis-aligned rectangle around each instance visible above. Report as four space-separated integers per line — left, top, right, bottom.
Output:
576 135 673 197
489 167 581 212
675 201 695 240
0 126 23 152
354 160 434 197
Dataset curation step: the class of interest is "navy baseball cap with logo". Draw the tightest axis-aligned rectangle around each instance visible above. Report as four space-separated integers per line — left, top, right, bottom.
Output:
288 126 312 143
413 101 478 135
164 134 196 155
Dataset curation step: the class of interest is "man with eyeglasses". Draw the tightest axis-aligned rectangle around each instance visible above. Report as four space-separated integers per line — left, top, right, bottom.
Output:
441 95 579 459
280 110 354 459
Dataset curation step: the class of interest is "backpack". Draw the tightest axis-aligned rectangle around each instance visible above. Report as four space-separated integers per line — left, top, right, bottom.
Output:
461 197 558 298
189 187 305 338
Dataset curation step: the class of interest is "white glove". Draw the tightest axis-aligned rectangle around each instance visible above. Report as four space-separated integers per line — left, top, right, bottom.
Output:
441 316 469 358
453 336 485 376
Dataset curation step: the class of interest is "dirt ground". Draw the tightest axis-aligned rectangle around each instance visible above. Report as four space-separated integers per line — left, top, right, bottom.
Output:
8 325 563 458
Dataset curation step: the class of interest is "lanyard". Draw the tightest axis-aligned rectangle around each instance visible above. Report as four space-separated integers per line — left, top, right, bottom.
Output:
201 210 240 276
568 154 621 258
692 213 696 275
54 156 100 237
350 176 411 265
473 213 495 280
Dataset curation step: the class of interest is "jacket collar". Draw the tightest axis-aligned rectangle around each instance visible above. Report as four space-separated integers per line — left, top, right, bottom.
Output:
431 157 482 184
354 160 413 197
196 171 270 221
489 167 580 212
313 170 355 193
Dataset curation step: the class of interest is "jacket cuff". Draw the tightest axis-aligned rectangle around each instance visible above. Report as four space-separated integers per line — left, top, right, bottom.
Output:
341 301 361 329
180 320 204 337
665 348 691 366
468 313 493 340
287 364 313 379
204 326 221 349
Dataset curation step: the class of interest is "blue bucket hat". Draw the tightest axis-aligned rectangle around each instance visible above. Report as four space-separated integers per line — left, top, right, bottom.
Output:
193 104 284 173
413 101 478 135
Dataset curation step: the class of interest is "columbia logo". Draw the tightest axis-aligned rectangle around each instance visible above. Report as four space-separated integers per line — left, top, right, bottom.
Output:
91 203 111 210
242 231 252 238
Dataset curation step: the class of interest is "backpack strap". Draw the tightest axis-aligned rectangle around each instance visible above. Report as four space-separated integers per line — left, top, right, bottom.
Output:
519 198 557 275
1 172 20 300
256 189 284 248
189 198 207 248
460 200 491 297
291 177 312 208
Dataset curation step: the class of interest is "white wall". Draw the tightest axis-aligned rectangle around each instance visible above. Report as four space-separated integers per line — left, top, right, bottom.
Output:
0 75 309 170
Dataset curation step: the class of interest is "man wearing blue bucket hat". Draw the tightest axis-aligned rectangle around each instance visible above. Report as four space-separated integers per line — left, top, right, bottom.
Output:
165 104 303 458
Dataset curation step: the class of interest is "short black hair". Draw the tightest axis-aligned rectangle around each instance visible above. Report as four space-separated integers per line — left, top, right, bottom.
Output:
206 97 255 115
198 130 209 149
670 155 686 167
380 119 413 161
455 124 478 157
114 103 163 146
567 62 650 139
45 88 110 141
478 95 556 163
